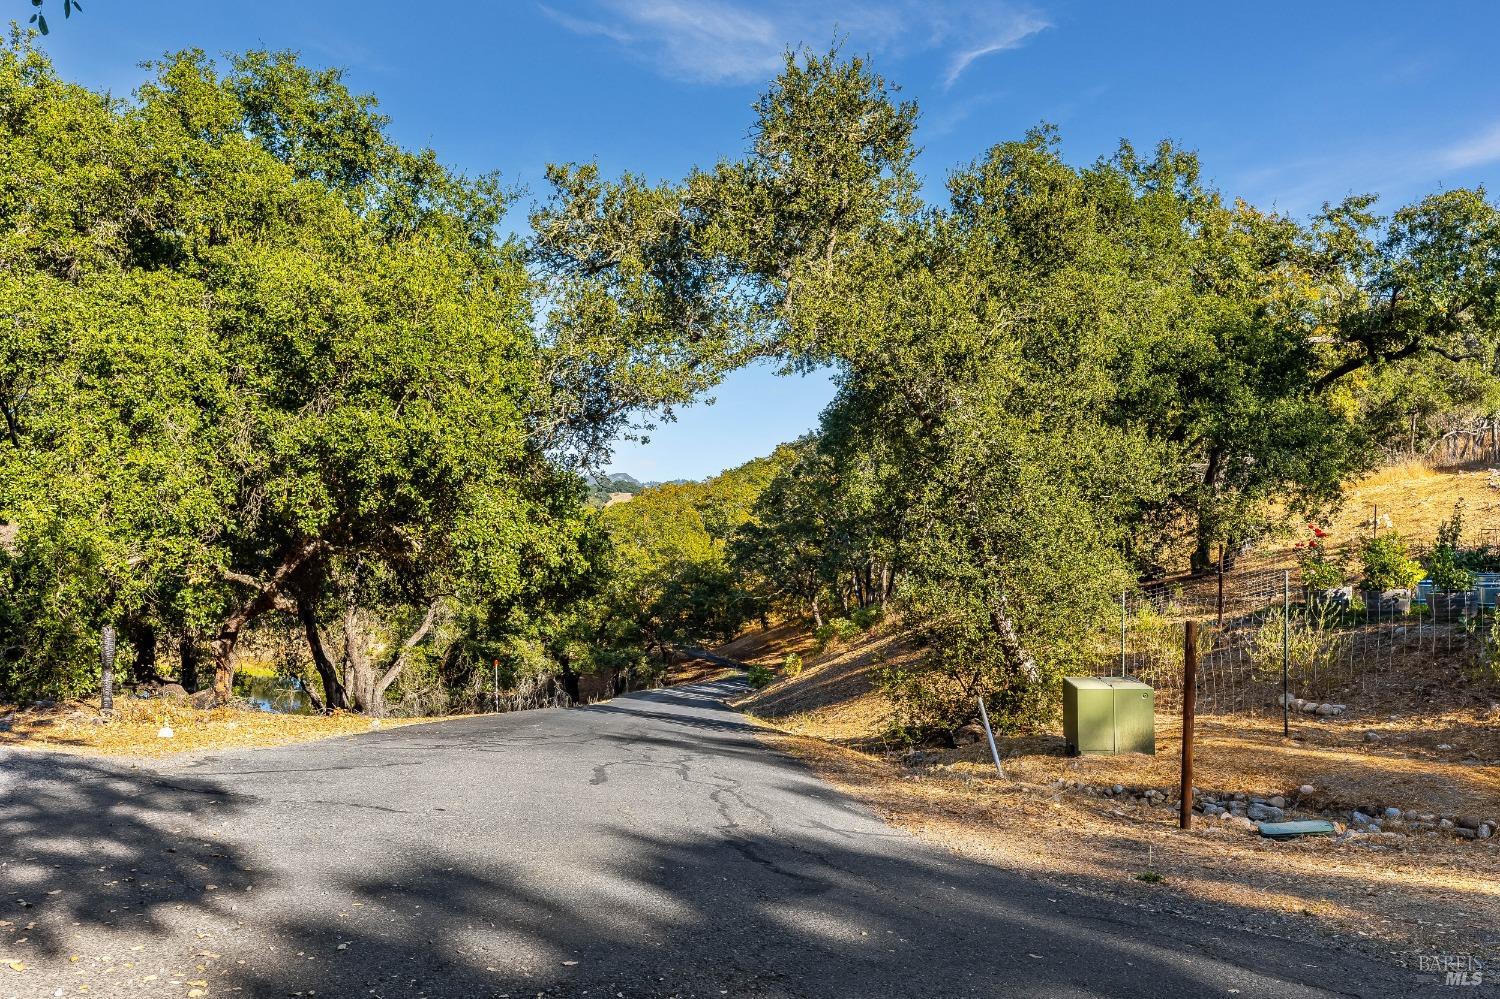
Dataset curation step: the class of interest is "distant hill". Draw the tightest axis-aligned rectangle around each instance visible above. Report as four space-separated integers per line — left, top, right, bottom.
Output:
601 472 646 492
584 471 693 509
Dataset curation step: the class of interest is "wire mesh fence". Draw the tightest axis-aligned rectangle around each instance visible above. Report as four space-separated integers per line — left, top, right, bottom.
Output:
1107 546 1500 719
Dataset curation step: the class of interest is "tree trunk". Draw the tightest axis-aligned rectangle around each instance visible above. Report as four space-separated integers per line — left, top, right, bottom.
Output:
340 599 443 717
369 600 442 711
341 604 378 714
559 660 581 704
210 538 326 705
810 594 823 628
178 632 201 692
988 596 1041 687
297 597 349 711
210 617 248 704
1191 448 1222 573
126 620 158 685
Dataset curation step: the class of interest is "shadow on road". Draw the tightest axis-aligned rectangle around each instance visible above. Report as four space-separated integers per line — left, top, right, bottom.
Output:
230 824 1401 998
0 682 1441 998
0 751 258 958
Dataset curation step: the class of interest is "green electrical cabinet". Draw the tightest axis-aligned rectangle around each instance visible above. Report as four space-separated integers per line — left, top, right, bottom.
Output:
1062 677 1155 755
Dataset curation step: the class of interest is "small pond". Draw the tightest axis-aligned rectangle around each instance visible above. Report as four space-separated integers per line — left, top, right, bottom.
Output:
232 673 318 715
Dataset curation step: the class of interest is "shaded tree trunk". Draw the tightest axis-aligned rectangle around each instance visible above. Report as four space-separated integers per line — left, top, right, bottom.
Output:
210 538 325 704
559 659 581 704
1191 448 1222 574
126 620 158 685
297 596 349 711
178 632 201 692
341 599 443 717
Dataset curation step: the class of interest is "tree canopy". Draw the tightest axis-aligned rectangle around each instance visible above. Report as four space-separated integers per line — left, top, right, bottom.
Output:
5 38 1500 734
532 48 1500 735
0 34 741 710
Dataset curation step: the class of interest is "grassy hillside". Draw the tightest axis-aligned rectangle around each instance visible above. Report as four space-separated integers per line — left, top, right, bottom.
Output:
1310 462 1500 551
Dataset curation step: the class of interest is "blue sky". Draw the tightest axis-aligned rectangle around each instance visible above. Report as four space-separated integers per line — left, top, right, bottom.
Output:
33 1 1500 480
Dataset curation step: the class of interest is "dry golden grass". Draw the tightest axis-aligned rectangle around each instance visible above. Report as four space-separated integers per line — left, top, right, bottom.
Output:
664 659 737 687
737 624 912 746
716 620 816 667
0 696 454 758
1319 461 1500 548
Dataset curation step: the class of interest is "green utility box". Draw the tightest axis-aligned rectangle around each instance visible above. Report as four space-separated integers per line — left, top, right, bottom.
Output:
1062 677 1155 756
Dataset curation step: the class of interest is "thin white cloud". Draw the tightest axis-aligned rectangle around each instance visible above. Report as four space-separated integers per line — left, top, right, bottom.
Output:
538 0 1048 87
942 12 1050 89
537 4 635 44
1437 122 1500 170
599 0 784 83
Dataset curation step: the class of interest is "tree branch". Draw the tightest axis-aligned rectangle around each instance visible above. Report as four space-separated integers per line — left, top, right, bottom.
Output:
373 598 445 699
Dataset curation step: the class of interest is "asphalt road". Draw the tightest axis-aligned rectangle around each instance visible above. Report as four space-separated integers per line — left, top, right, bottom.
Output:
0 679 1463 998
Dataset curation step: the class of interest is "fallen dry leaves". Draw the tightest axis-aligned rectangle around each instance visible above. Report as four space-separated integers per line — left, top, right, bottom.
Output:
0 696 455 758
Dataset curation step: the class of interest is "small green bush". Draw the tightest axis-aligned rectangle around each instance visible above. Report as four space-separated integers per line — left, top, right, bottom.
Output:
1360 534 1425 592
1429 503 1476 594
782 653 803 677
850 606 883 630
745 661 774 688
813 616 861 652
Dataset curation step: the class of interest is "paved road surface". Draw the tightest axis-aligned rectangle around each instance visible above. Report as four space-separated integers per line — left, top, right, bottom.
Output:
0 680 1459 997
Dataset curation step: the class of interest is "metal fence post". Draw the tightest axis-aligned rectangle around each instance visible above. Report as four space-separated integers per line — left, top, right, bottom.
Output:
1216 548 1226 628
492 658 500 713
1180 620 1197 831
1119 591 1127 677
100 625 116 713
1281 570 1290 738
976 696 1005 779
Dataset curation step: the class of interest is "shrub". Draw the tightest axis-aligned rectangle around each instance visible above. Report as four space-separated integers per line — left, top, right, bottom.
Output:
812 616 860 652
1458 545 1500 573
850 606 883 630
1478 614 1500 686
1360 534 1425 592
1125 602 1213 688
1295 524 1344 590
782 652 803 677
1430 547 1475 594
1249 604 1345 698
745 661 774 688
1429 502 1476 594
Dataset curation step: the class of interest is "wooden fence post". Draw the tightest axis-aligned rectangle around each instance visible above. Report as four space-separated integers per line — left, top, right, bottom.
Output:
1179 620 1197 831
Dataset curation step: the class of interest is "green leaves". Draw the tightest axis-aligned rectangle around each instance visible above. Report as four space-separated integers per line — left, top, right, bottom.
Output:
0 38 551 701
